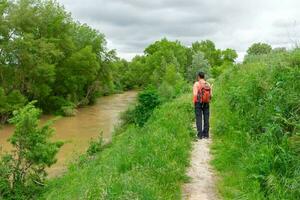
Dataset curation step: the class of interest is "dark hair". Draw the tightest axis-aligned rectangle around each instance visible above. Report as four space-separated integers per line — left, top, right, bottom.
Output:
198 71 205 79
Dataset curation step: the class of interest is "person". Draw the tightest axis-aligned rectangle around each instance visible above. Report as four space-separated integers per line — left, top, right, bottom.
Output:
193 72 212 139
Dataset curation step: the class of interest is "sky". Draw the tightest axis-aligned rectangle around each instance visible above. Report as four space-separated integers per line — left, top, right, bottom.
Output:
57 0 300 61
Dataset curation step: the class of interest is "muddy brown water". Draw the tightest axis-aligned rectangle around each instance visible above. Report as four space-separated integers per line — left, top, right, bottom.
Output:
0 91 137 177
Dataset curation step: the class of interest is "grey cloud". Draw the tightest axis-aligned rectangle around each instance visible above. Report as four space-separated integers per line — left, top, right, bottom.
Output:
59 0 300 60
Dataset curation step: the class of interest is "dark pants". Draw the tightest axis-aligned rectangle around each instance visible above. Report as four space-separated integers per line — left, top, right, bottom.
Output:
194 102 210 138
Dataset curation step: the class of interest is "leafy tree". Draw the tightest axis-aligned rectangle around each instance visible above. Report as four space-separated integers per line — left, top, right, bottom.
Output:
190 40 237 78
57 46 100 105
246 42 272 55
0 0 117 121
191 40 222 67
120 56 148 89
210 48 238 78
187 51 210 82
0 102 62 199
144 38 187 85
222 48 238 62
158 64 186 102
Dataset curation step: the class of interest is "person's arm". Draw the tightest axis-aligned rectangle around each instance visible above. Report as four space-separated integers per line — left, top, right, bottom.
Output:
193 82 198 103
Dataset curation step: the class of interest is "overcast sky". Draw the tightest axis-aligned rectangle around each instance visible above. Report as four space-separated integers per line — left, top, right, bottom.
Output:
57 0 300 61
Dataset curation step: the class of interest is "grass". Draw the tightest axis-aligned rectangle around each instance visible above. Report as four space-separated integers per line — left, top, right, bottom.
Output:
211 50 300 199
40 93 194 200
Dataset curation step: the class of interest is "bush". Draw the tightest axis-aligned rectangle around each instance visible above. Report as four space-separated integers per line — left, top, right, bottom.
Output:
61 105 77 117
211 49 300 199
87 133 104 156
122 87 161 127
0 102 63 199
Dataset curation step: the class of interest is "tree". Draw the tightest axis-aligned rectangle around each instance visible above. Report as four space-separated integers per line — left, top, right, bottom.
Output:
121 56 148 89
0 0 117 121
191 40 222 67
222 48 238 62
0 102 62 199
209 48 238 78
144 38 187 85
158 64 186 102
187 52 210 82
247 42 272 56
57 46 100 105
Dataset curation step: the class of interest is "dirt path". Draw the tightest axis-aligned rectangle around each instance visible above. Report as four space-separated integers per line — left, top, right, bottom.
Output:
182 138 218 200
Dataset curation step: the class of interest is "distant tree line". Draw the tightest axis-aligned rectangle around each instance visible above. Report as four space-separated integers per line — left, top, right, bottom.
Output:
1 0 277 124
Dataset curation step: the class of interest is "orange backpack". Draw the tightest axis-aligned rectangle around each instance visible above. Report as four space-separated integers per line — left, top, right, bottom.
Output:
197 81 211 103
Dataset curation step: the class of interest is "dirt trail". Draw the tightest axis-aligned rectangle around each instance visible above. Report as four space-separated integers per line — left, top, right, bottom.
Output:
182 138 218 200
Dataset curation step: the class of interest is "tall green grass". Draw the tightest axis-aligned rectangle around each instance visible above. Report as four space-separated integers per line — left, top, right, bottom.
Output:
211 50 300 199
40 93 194 199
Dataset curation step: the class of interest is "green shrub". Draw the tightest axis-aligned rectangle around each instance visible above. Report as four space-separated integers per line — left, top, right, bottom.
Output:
211 49 300 199
0 102 63 199
120 104 137 126
61 105 77 117
134 87 161 126
87 133 104 156
121 87 161 127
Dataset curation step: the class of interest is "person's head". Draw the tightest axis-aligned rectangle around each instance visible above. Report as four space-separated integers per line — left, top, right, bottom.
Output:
197 71 205 80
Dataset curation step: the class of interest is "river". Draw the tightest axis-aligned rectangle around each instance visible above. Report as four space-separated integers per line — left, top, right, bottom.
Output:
0 91 137 177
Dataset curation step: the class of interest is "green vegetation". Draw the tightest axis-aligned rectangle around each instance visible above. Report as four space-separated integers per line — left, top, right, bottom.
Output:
0 102 62 199
0 0 133 120
246 42 272 56
6 1 299 200
41 93 194 199
211 49 300 199
0 1 239 199
0 0 236 123
122 87 161 127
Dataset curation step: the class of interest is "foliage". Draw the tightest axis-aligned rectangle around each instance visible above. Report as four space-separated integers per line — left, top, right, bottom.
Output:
0 102 62 199
211 49 300 199
1 2 238 122
191 40 223 67
0 0 120 122
0 88 27 123
246 42 272 56
57 46 100 106
144 38 187 85
189 40 237 79
87 133 104 156
158 64 188 102
41 93 194 200
121 63 188 128
222 48 238 62
117 56 148 89
130 87 161 127
187 51 210 81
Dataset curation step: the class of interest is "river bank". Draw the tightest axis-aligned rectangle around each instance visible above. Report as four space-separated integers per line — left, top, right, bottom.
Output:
40 93 194 199
0 91 137 177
